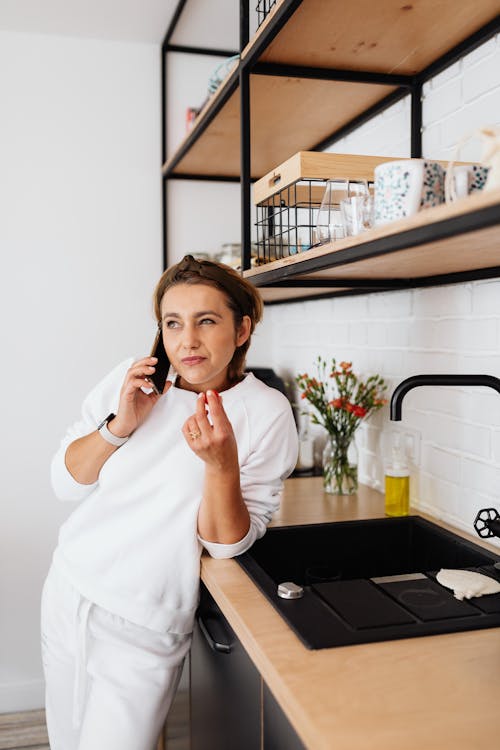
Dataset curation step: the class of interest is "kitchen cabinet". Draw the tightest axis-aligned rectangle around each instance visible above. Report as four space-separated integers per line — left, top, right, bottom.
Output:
263 682 306 750
190 582 261 750
161 1 500 302
190 582 307 749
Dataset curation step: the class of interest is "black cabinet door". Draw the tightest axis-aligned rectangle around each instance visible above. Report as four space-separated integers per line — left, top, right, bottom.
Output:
190 583 261 750
263 682 306 750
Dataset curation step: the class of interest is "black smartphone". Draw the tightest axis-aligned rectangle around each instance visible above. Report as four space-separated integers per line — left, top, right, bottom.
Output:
147 329 170 395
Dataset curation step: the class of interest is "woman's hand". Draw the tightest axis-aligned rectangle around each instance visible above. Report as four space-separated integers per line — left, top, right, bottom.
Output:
186 390 250 544
182 390 238 471
110 356 171 438
64 356 170 486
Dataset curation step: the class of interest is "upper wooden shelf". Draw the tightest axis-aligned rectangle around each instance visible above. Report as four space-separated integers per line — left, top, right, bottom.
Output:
248 0 500 74
244 187 500 304
164 76 395 179
163 0 500 180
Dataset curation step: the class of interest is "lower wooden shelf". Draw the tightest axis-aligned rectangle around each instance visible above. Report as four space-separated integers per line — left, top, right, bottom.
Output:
244 186 500 304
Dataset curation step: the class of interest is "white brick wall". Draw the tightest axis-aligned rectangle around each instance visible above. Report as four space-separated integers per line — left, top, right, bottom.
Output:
423 36 500 160
248 34 500 544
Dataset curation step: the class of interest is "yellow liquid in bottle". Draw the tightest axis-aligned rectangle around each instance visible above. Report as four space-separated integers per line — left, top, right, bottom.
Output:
385 474 410 517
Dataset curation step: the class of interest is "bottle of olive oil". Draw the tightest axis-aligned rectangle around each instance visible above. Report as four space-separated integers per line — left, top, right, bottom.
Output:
385 435 409 517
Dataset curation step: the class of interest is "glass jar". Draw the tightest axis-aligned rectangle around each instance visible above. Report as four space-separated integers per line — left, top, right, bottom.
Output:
322 435 358 495
215 244 241 269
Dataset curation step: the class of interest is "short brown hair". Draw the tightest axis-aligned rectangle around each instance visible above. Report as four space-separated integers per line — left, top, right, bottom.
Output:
153 255 263 383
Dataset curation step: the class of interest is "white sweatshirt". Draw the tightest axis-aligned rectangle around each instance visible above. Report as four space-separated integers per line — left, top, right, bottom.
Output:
50 358 298 634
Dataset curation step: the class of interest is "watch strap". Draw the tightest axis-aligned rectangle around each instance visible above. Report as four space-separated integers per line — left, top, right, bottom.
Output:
97 413 129 447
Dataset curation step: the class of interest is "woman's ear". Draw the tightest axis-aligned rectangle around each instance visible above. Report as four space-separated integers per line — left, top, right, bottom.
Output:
236 315 252 347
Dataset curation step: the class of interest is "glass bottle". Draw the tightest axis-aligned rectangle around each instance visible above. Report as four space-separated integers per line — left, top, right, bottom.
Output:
315 180 347 244
295 414 315 476
385 434 410 516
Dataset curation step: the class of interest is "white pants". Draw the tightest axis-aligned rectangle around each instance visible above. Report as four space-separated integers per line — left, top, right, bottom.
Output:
41 563 191 750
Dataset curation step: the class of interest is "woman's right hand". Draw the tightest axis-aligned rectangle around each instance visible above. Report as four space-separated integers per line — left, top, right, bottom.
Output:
109 357 172 438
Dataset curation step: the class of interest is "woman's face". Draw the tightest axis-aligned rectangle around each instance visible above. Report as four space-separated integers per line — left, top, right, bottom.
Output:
160 283 251 393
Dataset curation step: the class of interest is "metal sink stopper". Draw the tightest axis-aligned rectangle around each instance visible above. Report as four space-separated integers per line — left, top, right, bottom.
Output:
474 507 500 539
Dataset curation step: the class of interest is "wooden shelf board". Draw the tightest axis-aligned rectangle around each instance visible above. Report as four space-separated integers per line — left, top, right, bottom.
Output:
294 226 500 281
163 60 239 178
258 286 349 303
166 76 395 179
244 187 500 289
166 88 239 178
254 0 500 75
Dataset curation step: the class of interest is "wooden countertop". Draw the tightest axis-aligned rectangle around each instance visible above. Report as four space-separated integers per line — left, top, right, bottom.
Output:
201 478 500 750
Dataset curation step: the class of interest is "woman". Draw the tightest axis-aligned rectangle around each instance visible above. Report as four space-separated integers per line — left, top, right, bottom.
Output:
42 254 298 750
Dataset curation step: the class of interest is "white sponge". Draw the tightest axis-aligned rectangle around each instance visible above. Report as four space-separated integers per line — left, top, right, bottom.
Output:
436 568 500 601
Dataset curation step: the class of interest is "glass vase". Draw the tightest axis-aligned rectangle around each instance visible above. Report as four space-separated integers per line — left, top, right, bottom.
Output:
322 435 358 495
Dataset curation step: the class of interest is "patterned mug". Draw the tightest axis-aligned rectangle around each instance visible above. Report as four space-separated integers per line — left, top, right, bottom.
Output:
374 159 445 226
444 164 490 202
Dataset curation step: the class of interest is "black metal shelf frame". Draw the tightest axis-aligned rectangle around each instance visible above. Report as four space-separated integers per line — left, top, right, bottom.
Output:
161 0 500 291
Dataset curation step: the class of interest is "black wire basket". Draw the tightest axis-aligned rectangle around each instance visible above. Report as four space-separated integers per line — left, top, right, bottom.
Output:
255 178 330 263
256 0 278 28
253 151 390 265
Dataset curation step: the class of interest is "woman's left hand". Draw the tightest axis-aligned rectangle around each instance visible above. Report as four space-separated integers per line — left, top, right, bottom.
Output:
183 390 238 471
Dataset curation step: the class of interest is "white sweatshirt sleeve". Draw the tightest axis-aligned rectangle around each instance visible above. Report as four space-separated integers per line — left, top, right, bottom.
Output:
50 357 133 502
199 403 298 559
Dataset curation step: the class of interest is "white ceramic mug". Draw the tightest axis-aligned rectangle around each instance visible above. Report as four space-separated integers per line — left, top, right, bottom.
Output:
374 159 445 226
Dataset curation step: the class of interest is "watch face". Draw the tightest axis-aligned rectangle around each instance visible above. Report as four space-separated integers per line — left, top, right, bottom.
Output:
97 413 115 430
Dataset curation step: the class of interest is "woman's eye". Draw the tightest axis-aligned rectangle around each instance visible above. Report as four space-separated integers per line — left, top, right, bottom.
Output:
199 318 215 325
164 320 180 329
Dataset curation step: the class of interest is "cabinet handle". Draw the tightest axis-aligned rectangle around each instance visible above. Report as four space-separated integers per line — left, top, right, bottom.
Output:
198 613 232 654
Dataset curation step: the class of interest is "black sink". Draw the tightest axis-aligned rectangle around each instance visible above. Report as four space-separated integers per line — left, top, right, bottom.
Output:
236 516 500 649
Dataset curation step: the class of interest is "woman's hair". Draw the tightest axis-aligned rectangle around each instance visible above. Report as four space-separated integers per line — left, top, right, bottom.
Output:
153 255 263 382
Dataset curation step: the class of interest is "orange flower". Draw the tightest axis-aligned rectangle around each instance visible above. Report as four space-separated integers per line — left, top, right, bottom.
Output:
352 405 368 417
330 398 343 409
339 361 352 371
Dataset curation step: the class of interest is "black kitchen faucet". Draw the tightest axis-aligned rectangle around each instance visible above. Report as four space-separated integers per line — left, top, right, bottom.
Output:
390 374 500 541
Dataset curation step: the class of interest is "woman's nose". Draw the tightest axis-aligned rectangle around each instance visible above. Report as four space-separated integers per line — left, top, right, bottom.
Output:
182 324 200 349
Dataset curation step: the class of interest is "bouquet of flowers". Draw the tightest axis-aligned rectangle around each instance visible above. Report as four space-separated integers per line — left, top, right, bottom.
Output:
296 357 387 494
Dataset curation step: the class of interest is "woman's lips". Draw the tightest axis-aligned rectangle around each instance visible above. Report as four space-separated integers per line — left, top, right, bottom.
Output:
181 356 206 365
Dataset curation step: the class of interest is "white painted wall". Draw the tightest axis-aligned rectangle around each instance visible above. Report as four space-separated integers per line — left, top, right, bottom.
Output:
249 34 500 546
0 30 162 711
